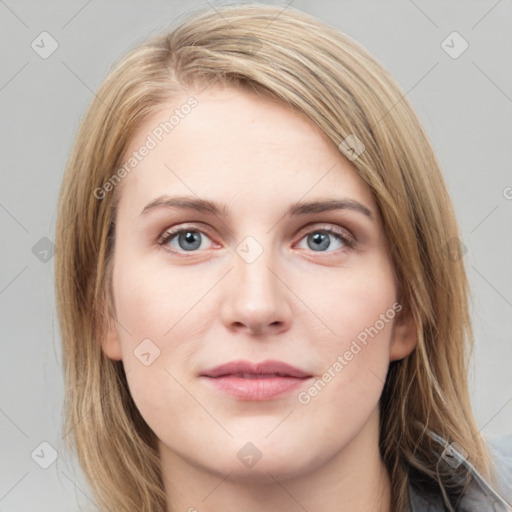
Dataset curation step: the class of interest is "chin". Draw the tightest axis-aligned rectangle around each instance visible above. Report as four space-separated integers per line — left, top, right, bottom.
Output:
213 454 319 485
203 436 331 484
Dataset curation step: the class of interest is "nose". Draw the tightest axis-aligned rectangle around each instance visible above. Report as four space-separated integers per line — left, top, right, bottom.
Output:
220 243 293 336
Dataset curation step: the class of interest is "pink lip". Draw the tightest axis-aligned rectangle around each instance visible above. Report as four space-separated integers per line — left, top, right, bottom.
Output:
199 359 313 400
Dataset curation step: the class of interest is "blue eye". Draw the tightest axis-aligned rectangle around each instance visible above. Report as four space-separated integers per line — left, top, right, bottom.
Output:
158 228 213 252
296 229 353 252
158 225 355 255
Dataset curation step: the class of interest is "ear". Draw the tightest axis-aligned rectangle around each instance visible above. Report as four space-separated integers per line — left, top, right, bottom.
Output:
389 302 417 361
101 315 123 361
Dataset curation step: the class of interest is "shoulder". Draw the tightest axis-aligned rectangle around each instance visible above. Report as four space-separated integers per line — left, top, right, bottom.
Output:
486 434 512 505
407 433 512 512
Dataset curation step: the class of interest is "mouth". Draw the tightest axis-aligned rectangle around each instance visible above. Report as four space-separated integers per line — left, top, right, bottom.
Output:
199 359 313 400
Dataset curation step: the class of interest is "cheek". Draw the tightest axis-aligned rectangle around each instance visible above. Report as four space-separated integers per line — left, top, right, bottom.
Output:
295 318 394 450
111 250 208 350
110 253 213 411
304 259 397 356
296 265 398 416
111 260 205 441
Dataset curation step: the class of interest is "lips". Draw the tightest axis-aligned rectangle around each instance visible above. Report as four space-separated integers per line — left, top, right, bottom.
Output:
200 359 312 379
200 359 313 400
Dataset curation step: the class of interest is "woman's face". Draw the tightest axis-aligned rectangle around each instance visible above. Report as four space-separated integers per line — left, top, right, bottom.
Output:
102 85 416 480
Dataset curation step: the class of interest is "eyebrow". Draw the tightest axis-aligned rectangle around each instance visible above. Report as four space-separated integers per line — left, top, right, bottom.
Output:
140 195 373 220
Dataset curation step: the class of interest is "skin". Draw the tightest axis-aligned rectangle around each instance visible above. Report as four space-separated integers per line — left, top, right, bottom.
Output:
102 84 417 512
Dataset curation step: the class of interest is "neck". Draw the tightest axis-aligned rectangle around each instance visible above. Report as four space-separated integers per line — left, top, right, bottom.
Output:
160 408 392 512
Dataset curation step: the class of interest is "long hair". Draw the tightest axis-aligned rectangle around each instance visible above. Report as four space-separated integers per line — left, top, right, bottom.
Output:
55 4 494 511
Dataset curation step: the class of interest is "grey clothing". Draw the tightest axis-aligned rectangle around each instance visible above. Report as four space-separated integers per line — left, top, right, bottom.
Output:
408 431 512 511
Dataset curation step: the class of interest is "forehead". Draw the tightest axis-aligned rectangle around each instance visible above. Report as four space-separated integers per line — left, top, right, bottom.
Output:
116 85 376 216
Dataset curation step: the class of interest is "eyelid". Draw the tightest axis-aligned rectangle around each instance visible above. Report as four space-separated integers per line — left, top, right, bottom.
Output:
157 222 215 245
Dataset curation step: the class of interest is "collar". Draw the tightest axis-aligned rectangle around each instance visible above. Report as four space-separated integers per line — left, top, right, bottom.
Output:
407 429 512 512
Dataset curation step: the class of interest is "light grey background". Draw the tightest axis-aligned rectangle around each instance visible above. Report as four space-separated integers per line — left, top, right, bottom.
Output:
1 0 511 510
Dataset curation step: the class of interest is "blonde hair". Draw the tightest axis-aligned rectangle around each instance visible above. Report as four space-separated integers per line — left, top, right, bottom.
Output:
55 4 494 511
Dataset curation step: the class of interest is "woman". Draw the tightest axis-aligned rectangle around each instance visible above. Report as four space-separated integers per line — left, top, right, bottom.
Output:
55 4 512 511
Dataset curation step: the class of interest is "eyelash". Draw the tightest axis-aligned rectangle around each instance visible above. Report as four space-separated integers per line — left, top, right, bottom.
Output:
157 223 356 256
